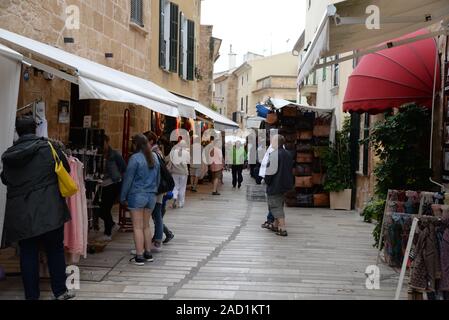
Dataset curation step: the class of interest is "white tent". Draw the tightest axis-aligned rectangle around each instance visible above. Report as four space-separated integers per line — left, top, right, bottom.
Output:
0 44 22 242
0 28 196 119
298 0 449 83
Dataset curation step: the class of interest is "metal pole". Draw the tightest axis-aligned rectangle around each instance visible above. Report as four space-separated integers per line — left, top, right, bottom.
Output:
395 217 419 300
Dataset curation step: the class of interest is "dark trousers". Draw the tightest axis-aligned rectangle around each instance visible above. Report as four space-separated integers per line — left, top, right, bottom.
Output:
161 204 172 237
232 165 244 187
18 226 67 300
99 182 121 236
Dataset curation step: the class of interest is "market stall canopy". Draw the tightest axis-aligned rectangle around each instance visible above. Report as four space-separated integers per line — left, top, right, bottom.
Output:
246 116 265 129
298 0 449 84
174 96 239 130
343 30 440 114
269 98 336 114
0 28 196 119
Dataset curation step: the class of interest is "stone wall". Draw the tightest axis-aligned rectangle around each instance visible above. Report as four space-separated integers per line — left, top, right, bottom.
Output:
0 0 157 147
198 25 214 107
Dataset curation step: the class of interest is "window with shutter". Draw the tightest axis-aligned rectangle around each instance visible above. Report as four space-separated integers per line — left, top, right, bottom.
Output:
169 3 179 73
179 12 188 78
131 0 144 26
159 0 166 69
186 20 195 81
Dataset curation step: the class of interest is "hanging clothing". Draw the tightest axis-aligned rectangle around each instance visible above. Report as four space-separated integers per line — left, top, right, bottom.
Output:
410 222 441 292
64 156 88 263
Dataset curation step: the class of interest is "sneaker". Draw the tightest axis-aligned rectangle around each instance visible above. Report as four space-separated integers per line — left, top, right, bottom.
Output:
152 241 162 253
163 232 174 244
276 230 288 237
172 200 178 209
129 255 145 266
98 234 112 242
143 251 154 262
111 224 120 234
192 187 198 193
54 291 76 300
212 192 221 196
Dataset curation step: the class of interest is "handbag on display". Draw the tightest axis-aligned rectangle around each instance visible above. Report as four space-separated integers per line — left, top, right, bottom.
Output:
296 152 313 163
48 142 78 198
296 112 315 130
296 194 314 207
298 130 313 141
297 143 313 152
312 173 324 185
281 117 296 127
266 112 278 125
314 193 330 207
285 133 297 143
282 106 298 118
313 125 331 138
296 176 313 188
295 164 313 176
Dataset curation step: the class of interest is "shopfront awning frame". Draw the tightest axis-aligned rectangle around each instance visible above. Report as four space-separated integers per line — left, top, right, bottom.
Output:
0 28 196 119
298 0 449 84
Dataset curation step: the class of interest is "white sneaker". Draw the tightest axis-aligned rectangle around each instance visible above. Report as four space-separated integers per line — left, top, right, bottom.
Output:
130 249 136 255
98 235 112 242
111 224 120 234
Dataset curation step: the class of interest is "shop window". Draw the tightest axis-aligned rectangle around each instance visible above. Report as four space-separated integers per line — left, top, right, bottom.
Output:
358 113 370 175
186 19 195 80
241 97 244 111
159 0 167 69
245 96 248 114
169 3 179 73
131 0 144 27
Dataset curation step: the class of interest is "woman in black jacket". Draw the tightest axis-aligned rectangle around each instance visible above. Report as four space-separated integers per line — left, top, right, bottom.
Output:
1 116 74 300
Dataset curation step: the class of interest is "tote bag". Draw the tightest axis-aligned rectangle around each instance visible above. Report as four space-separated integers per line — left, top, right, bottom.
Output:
48 142 78 198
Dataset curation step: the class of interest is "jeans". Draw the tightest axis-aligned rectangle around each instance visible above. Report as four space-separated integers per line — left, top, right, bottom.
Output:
18 226 67 300
231 165 244 187
98 182 121 236
161 203 173 237
267 212 275 223
152 203 164 242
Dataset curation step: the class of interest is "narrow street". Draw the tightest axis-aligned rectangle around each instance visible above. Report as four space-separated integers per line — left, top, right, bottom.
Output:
0 171 406 300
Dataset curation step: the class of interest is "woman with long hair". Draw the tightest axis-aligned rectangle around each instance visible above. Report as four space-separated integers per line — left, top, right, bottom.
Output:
120 134 160 265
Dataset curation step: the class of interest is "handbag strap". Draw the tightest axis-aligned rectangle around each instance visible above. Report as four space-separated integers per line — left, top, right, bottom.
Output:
48 141 61 164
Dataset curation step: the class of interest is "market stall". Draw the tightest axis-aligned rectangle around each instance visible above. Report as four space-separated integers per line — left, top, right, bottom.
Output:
262 98 336 208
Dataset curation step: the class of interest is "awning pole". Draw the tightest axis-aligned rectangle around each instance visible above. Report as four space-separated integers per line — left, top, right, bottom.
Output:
429 40 439 170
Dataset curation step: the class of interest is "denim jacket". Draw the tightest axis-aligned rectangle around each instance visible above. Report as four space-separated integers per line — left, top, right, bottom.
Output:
105 148 126 183
120 151 160 203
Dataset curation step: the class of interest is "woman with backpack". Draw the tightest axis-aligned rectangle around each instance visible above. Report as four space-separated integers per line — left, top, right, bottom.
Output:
120 134 160 266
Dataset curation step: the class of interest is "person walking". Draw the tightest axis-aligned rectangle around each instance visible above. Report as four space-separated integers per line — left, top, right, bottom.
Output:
231 141 246 189
167 140 189 208
1 116 74 300
120 134 160 266
189 134 202 192
263 135 293 237
209 138 224 196
97 135 126 241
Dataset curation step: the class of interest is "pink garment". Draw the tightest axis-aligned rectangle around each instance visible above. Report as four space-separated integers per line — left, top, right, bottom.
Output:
209 147 224 172
64 157 88 263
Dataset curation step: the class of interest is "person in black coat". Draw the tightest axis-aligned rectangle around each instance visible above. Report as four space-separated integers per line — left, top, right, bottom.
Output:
1 116 74 300
264 135 294 237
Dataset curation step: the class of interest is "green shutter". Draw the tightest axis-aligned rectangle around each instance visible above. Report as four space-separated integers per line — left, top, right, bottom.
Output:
169 3 179 73
187 20 195 81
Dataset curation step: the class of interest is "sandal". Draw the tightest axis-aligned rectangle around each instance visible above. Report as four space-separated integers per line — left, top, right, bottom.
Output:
269 224 278 232
261 221 271 229
276 230 288 237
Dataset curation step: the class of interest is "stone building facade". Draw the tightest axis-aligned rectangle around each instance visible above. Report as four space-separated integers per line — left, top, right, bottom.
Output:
0 0 205 149
197 24 221 108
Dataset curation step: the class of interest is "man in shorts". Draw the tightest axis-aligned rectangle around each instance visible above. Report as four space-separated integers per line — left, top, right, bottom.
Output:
264 135 294 237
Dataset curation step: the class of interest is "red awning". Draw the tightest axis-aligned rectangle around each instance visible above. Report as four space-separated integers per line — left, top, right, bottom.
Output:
343 30 441 114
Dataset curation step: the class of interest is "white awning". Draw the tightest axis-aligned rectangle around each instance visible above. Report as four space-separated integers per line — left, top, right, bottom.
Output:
0 44 22 243
174 96 239 129
298 0 449 84
270 98 335 114
0 28 196 118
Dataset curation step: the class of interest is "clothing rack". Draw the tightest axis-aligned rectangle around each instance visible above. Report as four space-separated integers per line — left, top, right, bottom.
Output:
375 189 447 299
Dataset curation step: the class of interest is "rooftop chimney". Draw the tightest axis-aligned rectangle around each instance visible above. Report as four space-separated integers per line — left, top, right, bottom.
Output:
228 44 237 70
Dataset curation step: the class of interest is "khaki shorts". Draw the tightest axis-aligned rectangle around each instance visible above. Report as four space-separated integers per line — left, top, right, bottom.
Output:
211 170 223 180
267 194 285 219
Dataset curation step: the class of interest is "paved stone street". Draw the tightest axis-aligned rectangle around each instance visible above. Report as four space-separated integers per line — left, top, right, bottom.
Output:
0 171 406 300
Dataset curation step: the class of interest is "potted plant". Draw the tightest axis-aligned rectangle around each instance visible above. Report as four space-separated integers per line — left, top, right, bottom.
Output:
323 117 352 210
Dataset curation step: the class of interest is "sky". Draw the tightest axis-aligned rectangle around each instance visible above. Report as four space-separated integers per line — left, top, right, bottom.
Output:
201 0 306 73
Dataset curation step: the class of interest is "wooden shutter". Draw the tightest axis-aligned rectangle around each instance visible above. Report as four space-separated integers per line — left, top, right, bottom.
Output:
179 12 186 78
159 0 166 69
187 20 195 81
169 3 179 73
